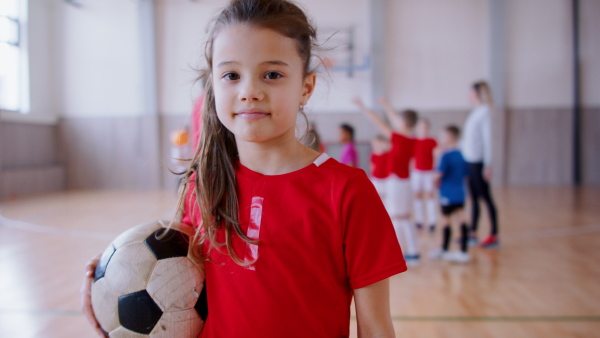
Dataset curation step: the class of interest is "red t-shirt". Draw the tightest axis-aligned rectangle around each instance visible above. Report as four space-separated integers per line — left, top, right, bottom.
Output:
370 152 390 179
183 155 406 338
387 133 415 179
413 138 437 171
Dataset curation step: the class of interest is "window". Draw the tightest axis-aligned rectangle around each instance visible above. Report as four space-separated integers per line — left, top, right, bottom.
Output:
0 0 22 112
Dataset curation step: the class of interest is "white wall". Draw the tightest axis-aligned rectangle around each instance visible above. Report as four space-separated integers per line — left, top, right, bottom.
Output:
156 0 222 116
384 0 488 111
506 0 573 108
51 0 145 118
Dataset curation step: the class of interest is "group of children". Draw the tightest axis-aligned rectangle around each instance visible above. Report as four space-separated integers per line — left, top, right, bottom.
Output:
347 97 474 265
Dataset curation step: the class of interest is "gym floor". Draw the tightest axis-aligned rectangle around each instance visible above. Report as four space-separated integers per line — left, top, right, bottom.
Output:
0 186 599 338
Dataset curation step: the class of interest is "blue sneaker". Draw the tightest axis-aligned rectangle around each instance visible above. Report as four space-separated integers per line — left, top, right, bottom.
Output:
404 254 421 267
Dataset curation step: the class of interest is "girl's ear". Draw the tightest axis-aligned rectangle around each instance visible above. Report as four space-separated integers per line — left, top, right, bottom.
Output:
300 71 317 105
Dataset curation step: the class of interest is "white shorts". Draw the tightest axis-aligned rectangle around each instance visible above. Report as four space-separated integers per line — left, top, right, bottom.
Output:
371 178 386 197
411 170 436 193
383 174 412 217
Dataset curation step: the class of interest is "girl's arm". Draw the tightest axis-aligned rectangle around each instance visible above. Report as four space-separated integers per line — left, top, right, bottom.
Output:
354 278 395 338
377 97 404 132
352 97 393 139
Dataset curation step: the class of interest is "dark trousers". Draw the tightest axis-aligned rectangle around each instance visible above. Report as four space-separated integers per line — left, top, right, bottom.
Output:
467 162 498 236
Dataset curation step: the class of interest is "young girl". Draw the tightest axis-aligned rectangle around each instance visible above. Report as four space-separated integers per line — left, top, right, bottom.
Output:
462 80 499 248
370 134 390 198
353 97 420 266
81 0 406 336
339 123 358 167
412 118 438 232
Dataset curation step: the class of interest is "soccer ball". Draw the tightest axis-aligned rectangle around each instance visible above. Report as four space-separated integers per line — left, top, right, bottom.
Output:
91 220 207 337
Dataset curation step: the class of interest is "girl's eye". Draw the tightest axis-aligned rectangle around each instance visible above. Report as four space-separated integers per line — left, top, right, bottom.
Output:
223 73 240 81
265 72 282 80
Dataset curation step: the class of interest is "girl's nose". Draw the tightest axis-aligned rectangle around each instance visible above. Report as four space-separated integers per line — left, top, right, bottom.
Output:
239 79 265 102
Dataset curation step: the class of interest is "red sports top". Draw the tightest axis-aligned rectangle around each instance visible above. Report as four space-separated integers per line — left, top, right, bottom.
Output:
370 152 390 179
413 138 437 171
387 133 415 179
182 155 406 338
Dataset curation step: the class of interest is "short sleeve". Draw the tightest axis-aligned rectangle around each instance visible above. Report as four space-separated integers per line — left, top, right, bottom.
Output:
341 172 407 289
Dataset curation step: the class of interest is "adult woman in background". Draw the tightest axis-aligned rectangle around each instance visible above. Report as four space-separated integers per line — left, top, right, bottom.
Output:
462 81 499 248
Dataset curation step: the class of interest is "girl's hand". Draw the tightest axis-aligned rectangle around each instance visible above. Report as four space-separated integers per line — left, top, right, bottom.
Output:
484 166 492 181
80 253 107 337
376 96 389 107
352 96 365 108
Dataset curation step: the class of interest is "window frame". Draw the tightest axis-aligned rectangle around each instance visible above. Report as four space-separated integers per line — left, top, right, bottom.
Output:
0 0 28 115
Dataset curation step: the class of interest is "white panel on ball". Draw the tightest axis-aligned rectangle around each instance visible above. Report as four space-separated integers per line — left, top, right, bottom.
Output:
147 257 204 312
91 277 120 333
150 309 204 338
104 243 158 294
109 326 148 338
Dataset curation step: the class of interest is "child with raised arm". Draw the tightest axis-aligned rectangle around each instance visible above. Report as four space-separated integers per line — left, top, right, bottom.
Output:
353 97 420 265
429 125 471 263
412 118 438 232
370 134 390 198
81 1 406 337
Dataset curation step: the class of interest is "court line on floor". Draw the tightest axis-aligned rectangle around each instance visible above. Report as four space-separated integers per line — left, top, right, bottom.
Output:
0 309 82 317
355 316 600 322
501 224 600 242
0 210 115 239
2 309 598 323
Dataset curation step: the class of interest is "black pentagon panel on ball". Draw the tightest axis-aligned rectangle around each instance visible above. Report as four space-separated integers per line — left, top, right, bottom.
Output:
144 228 189 260
195 282 208 321
118 290 163 334
94 244 116 282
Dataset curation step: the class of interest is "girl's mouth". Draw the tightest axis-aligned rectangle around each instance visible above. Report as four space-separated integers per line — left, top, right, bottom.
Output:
235 109 270 120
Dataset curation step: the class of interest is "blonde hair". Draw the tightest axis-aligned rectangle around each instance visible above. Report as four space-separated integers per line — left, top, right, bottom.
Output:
473 80 494 106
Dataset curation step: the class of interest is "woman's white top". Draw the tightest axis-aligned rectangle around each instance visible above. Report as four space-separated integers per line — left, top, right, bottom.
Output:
461 104 492 165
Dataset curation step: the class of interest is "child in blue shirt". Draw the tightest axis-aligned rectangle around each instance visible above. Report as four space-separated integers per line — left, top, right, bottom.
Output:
429 125 471 263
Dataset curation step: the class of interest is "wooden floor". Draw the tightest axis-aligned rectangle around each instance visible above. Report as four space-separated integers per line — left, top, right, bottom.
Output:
1 186 599 338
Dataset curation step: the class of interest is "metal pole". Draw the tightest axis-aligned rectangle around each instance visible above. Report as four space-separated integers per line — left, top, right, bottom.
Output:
139 0 163 189
572 0 581 185
369 0 385 107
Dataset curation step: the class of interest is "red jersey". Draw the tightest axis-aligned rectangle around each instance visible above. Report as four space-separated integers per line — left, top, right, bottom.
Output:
388 133 415 179
370 152 390 179
183 155 406 338
413 138 437 171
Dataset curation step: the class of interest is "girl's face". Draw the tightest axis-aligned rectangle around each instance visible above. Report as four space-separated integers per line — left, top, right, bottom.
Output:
416 120 430 138
371 139 389 154
469 88 481 106
439 130 453 147
339 128 351 143
211 24 316 145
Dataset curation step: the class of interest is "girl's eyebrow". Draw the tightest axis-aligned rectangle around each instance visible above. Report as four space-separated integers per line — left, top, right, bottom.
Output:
216 60 289 68
261 60 289 67
217 61 239 68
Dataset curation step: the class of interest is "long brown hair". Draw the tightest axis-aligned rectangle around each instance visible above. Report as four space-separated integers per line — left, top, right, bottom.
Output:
175 0 318 265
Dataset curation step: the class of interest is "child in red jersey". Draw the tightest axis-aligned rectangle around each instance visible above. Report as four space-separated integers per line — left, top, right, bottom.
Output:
353 97 420 266
412 118 438 232
81 1 406 337
370 134 390 198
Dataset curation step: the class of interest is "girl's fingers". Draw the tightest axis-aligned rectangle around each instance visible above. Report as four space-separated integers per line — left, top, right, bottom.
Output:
81 253 104 335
